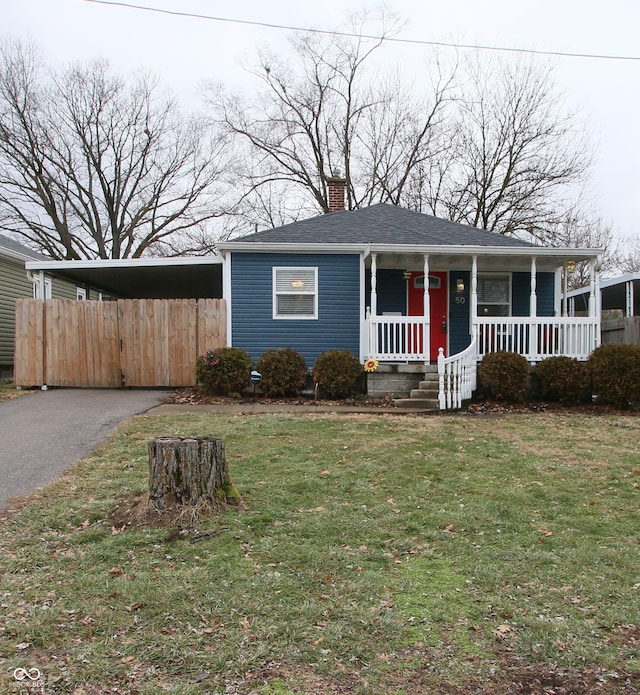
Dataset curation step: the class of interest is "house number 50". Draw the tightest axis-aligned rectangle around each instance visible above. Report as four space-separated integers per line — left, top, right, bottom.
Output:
455 296 466 304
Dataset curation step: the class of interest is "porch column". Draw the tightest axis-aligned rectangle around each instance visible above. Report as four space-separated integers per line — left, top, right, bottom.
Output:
423 255 430 364
588 258 598 318
370 253 378 317
470 256 478 336
529 257 537 317
592 258 601 349
529 257 538 359
554 267 562 316
422 255 430 318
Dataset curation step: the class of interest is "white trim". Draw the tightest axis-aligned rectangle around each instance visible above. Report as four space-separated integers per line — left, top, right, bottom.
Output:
272 266 318 320
359 253 366 361
76 287 87 300
223 251 232 347
220 240 602 259
25 256 222 272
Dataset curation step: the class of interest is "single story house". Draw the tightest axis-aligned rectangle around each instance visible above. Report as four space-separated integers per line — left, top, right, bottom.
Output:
21 184 602 407
216 185 602 405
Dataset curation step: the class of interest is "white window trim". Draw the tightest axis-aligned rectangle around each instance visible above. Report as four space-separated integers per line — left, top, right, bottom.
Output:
273 266 318 320
477 273 511 316
76 287 87 300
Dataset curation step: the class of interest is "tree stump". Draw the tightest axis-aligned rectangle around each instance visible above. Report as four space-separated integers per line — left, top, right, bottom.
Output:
148 436 239 509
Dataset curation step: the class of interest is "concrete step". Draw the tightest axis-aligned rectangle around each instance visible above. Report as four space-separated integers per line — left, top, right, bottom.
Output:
393 397 440 410
418 378 439 390
410 387 439 399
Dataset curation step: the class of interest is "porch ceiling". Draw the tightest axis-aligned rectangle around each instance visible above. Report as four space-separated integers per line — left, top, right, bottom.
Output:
369 251 591 273
25 259 223 299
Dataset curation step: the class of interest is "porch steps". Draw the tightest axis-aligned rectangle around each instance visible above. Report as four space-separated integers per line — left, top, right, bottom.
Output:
392 366 440 411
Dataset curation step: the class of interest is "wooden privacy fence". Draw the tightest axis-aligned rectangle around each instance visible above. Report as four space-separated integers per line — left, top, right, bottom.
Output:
14 298 226 388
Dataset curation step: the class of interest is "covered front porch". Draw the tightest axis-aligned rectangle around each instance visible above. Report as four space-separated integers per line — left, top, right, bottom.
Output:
361 246 601 409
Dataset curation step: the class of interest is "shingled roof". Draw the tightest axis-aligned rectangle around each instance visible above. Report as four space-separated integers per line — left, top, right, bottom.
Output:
234 203 538 248
0 233 48 260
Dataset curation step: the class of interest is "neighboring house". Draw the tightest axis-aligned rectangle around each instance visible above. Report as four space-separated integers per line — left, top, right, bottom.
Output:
0 234 102 378
568 272 640 345
218 188 602 407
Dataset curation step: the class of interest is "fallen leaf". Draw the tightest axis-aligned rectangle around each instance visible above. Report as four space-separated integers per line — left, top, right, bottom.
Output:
108 566 124 576
15 642 31 650
493 624 513 640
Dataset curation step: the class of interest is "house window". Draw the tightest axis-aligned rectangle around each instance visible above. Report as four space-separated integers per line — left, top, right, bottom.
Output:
477 274 510 316
32 276 52 299
273 267 318 319
413 275 441 290
76 287 87 300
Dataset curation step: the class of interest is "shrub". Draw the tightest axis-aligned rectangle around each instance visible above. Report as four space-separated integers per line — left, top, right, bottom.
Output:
478 351 531 403
534 356 591 405
588 343 640 408
256 348 308 397
196 347 252 396
313 350 364 399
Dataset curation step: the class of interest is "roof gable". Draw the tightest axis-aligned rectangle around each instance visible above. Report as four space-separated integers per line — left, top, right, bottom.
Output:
233 203 538 249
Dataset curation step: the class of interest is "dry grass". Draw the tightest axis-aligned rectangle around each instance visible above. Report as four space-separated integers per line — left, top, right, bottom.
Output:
0 411 639 694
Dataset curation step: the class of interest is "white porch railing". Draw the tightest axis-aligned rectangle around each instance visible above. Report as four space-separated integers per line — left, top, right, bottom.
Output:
474 317 599 362
367 315 430 362
437 340 477 410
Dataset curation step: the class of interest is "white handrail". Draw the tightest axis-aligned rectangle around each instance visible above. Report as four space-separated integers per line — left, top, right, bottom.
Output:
437 338 478 410
474 317 599 362
367 315 430 361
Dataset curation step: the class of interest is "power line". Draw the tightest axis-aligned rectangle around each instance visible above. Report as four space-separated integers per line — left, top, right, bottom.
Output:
83 0 640 63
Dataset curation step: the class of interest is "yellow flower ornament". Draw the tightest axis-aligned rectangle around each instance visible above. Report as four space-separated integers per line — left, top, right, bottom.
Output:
364 358 379 372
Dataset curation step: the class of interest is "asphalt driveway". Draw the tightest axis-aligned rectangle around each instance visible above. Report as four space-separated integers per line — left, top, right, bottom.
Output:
0 388 168 510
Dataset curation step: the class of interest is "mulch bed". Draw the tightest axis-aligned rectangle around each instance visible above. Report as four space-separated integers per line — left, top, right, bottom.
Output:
165 387 640 417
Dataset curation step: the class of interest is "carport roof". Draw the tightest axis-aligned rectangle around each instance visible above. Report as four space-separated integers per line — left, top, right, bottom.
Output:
24 256 223 299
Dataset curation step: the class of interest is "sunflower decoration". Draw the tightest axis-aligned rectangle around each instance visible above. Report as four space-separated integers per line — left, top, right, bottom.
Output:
364 358 379 372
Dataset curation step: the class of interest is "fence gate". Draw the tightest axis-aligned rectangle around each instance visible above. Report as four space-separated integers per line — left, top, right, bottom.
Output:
14 298 226 388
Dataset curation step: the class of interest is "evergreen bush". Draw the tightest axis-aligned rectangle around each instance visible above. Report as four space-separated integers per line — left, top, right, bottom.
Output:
534 356 591 405
196 347 252 396
312 350 364 399
588 343 640 408
478 351 531 403
256 348 308 397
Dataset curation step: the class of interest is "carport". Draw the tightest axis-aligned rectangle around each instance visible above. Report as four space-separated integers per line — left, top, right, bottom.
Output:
24 255 223 300
17 256 226 389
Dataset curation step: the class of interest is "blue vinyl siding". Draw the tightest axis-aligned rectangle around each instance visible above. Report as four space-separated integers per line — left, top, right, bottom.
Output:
366 269 406 314
231 252 361 365
513 272 555 316
448 271 471 355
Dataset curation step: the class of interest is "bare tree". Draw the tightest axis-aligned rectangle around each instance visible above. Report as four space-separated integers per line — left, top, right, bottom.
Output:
205 13 456 227
0 40 229 259
533 201 621 288
430 57 593 239
210 19 597 250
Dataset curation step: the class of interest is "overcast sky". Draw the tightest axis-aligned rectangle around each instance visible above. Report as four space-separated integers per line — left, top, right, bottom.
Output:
5 0 640 244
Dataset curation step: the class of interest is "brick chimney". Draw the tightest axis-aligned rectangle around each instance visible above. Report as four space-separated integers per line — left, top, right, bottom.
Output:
326 170 347 212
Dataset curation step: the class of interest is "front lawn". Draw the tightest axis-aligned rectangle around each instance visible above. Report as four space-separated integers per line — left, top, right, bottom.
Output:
1 412 639 694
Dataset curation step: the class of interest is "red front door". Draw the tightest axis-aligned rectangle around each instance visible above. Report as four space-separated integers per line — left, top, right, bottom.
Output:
407 271 448 359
